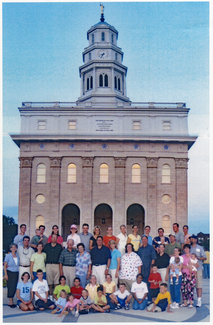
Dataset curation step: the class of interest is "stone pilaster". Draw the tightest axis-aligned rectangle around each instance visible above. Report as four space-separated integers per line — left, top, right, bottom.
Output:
18 157 33 229
114 158 126 234
82 157 94 228
147 158 158 230
175 158 189 227
49 157 62 228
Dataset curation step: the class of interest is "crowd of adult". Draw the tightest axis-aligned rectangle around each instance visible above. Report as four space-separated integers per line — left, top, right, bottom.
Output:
3 222 207 315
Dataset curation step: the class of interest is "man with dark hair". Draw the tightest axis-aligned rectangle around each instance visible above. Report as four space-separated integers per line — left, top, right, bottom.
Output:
137 235 156 284
79 223 92 253
30 224 48 249
90 236 111 285
183 225 191 244
155 244 170 283
17 235 34 282
173 223 184 249
14 224 27 246
153 228 170 253
164 234 181 257
43 234 63 298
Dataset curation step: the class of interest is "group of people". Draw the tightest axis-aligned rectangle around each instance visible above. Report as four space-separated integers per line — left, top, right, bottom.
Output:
3 222 207 316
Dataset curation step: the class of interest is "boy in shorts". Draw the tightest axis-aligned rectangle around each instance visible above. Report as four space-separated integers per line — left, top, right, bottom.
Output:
148 265 162 302
109 283 132 310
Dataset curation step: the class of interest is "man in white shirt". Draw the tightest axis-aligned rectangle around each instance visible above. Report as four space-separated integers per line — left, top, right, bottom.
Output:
17 235 34 282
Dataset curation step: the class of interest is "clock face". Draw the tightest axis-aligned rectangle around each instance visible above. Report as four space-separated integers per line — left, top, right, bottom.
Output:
97 50 109 59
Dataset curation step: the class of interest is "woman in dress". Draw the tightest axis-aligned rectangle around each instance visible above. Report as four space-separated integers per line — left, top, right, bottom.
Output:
127 225 141 252
4 243 19 308
89 226 101 250
67 224 81 249
30 242 46 281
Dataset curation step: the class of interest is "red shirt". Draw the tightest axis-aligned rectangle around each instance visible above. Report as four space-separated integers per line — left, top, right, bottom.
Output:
71 286 84 299
47 235 63 245
103 235 117 249
148 272 162 289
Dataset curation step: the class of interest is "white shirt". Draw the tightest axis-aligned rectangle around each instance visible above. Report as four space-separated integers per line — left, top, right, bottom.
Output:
131 281 148 299
114 289 130 299
67 233 81 247
169 256 183 276
116 233 127 256
17 245 34 266
32 279 49 301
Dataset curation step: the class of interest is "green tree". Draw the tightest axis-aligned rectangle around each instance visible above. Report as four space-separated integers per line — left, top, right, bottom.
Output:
3 215 18 254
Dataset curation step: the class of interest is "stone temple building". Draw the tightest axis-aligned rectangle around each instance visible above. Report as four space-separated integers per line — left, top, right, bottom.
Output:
11 10 196 240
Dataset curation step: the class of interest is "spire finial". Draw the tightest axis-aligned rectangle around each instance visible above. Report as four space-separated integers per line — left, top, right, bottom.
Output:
100 3 105 22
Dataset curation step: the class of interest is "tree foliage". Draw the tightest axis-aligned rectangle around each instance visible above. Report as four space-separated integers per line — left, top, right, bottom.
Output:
3 215 18 254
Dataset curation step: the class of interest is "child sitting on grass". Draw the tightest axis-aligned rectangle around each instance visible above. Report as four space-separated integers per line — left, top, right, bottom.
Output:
147 283 173 313
51 290 67 314
92 285 110 313
109 283 132 310
58 293 80 317
79 289 94 314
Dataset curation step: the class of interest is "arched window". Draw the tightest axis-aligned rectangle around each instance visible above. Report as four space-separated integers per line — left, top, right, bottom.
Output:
92 34 94 43
101 32 105 41
114 76 117 89
100 163 108 183
89 52 91 60
104 74 108 87
118 78 121 90
99 74 103 87
111 34 114 44
67 163 76 183
115 53 117 60
162 164 171 183
37 163 46 183
87 78 90 90
36 215 44 229
132 164 141 183
90 76 93 89
162 216 171 236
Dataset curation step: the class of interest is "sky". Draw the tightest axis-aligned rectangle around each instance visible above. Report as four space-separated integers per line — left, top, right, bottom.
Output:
2 1 209 235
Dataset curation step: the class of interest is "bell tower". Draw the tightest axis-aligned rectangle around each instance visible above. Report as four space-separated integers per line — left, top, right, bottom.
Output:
77 5 130 106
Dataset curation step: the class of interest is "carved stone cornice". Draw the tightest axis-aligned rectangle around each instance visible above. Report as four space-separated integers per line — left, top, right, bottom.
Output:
19 157 33 168
115 157 126 168
82 157 94 167
147 158 158 168
175 158 189 169
50 157 62 167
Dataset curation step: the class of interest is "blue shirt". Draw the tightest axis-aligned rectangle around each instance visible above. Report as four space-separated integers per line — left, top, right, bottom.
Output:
79 232 93 252
141 235 153 246
76 251 92 276
109 249 121 270
17 281 33 301
90 245 111 265
137 244 157 278
4 253 19 272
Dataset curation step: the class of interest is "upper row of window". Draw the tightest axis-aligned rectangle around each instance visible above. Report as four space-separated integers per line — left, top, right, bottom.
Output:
91 32 115 43
36 163 171 184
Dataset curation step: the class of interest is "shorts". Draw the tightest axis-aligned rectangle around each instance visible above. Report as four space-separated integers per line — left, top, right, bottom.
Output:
46 264 60 285
149 288 160 298
196 269 202 289
117 296 128 307
17 300 22 306
35 299 55 309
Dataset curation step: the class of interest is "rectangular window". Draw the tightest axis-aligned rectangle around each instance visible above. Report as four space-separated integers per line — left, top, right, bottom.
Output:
92 34 94 43
38 121 46 130
163 121 171 131
68 121 77 130
133 121 141 130
102 32 105 41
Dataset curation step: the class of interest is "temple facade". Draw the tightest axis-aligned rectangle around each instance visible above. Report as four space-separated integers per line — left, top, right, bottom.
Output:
11 11 196 240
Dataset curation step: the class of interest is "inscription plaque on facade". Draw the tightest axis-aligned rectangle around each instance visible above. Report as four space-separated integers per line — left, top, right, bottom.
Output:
95 119 114 131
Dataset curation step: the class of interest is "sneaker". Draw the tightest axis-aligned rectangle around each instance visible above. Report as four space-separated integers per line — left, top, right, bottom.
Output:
175 278 179 285
196 300 202 308
115 303 121 310
188 304 193 308
71 309 76 315
104 309 110 313
175 303 179 309
124 304 129 310
170 302 176 309
75 312 79 317
170 279 173 285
